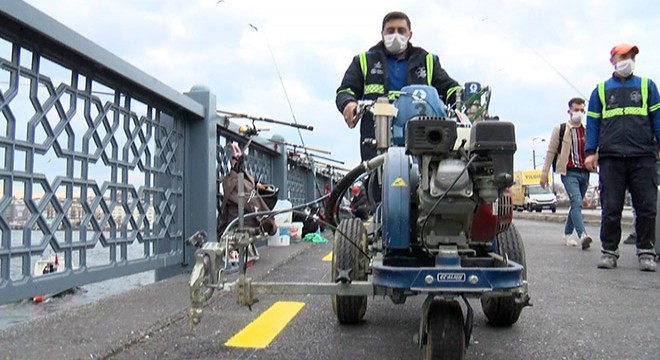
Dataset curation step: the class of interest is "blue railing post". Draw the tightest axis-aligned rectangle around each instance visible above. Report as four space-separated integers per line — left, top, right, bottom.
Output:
157 85 217 279
270 135 289 200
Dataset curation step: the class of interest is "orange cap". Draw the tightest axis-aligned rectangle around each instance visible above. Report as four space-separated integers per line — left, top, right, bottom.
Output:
610 43 639 57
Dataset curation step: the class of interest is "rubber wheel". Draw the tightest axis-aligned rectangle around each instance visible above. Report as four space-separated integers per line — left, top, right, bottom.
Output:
535 208 542 213
551 207 557 213
331 218 368 324
423 300 466 360
481 223 526 326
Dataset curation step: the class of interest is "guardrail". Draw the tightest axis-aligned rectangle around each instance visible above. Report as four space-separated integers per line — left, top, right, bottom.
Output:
0 0 342 304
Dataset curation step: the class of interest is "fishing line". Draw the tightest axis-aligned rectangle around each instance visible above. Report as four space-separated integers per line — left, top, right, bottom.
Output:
249 23 327 196
479 17 588 100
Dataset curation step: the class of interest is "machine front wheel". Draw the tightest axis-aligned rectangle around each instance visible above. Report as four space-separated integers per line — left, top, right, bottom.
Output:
481 224 526 326
423 299 466 360
331 218 368 324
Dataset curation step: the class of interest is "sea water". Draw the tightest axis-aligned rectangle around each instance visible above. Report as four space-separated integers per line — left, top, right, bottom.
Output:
0 230 155 330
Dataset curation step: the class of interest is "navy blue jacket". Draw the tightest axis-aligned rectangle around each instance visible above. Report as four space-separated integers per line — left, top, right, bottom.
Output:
586 74 660 158
336 41 459 160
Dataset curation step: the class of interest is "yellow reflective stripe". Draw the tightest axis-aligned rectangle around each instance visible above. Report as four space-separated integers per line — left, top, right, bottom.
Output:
337 88 356 97
650 103 660 112
627 107 648 115
388 90 401 100
597 82 606 110
446 85 460 100
426 53 433 86
359 52 367 80
602 107 648 118
364 84 384 95
587 111 601 118
360 52 383 95
641 77 648 110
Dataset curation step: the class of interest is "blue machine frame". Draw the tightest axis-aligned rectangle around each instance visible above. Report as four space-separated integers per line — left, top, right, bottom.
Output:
374 147 525 294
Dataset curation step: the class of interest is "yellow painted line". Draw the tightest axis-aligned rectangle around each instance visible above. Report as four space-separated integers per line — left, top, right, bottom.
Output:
322 251 333 262
225 301 305 348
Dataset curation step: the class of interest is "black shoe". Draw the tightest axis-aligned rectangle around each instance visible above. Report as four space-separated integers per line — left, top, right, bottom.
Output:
623 233 636 245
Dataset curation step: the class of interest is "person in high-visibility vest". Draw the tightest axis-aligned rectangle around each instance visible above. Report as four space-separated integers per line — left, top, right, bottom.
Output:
585 43 660 272
335 11 460 161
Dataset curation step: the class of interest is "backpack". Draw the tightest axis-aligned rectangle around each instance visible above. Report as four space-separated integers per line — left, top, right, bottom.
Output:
551 123 567 172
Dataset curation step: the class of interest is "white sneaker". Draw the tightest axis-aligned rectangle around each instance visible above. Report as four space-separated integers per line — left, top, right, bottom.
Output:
579 234 592 250
563 234 578 247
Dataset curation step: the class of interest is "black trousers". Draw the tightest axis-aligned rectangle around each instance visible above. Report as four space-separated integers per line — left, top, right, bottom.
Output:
599 156 657 256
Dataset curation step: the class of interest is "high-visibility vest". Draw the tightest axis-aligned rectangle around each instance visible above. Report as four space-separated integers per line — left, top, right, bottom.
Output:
590 76 659 157
358 52 436 101
596 77 649 118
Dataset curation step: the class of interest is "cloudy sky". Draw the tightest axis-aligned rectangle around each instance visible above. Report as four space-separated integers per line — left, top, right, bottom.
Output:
23 0 660 180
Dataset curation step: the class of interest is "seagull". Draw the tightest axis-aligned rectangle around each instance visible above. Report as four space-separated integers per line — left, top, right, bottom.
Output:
249 23 258 32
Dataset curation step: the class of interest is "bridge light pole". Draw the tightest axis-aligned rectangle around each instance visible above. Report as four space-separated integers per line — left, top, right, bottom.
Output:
532 137 546 169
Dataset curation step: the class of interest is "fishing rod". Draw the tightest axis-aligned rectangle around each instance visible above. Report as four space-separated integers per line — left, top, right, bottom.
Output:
270 139 331 155
287 151 345 165
313 161 352 172
307 153 345 164
217 110 314 131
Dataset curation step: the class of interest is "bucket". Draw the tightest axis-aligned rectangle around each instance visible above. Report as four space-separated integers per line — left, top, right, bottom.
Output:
288 222 304 240
273 200 293 226
268 233 290 247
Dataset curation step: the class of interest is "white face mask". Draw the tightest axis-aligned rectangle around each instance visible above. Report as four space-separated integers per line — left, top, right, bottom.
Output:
383 33 409 54
614 59 635 77
569 111 584 124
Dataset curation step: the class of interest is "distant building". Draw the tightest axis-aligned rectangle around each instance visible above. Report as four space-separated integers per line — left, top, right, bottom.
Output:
11 198 29 222
5 198 29 228
4 194 158 232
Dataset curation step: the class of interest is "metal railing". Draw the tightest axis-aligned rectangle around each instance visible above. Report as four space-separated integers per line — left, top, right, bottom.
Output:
0 0 341 305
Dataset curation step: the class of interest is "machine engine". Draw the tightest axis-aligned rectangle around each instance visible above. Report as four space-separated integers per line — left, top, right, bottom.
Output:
397 86 516 249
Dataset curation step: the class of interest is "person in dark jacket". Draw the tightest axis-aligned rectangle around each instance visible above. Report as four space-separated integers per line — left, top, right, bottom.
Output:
217 145 277 238
336 11 460 161
584 43 660 272
350 184 372 220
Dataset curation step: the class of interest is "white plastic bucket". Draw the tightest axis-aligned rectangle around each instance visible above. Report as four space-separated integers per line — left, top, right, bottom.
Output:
288 222 304 240
273 200 293 226
268 234 290 247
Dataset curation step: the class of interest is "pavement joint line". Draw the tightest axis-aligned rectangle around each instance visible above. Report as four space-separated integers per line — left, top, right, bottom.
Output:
97 240 318 359
98 315 183 359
